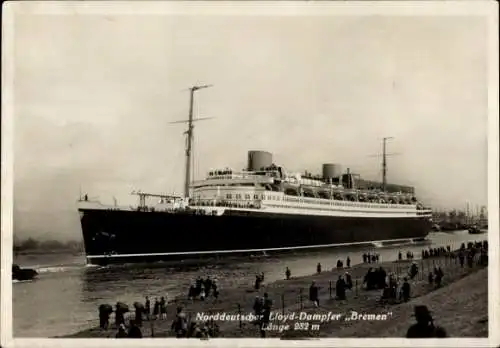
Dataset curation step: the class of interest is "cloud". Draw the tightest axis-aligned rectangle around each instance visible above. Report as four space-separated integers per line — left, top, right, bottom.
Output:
10 13 488 240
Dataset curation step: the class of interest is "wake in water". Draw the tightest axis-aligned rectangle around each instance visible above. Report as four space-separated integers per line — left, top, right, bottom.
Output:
12 279 34 284
35 266 83 274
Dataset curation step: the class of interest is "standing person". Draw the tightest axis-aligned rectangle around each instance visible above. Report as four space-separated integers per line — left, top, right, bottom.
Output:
212 281 219 300
459 250 465 268
262 293 273 327
171 307 188 338
153 298 160 320
336 275 346 300
145 296 151 320
115 303 125 327
400 277 411 302
255 274 262 290
160 297 167 319
134 303 144 326
253 296 263 320
406 305 447 338
128 320 143 338
98 304 112 330
285 267 291 280
344 272 353 290
115 324 128 338
309 281 319 307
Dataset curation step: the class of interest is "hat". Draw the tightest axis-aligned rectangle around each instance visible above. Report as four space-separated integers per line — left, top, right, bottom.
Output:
412 305 432 319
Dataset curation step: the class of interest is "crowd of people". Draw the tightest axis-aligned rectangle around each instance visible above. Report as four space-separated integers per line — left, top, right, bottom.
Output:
188 276 219 301
362 252 380 264
94 240 487 339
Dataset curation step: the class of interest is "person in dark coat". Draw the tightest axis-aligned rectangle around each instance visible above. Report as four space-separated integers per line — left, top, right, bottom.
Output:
428 272 434 285
128 320 143 338
195 277 203 296
345 272 353 290
434 267 444 287
255 274 262 290
171 307 188 338
459 250 465 267
409 262 418 279
406 305 447 338
262 293 272 325
335 275 346 300
188 285 196 300
253 296 263 318
115 324 127 338
336 259 343 269
114 303 125 327
144 297 151 319
467 252 474 268
98 304 112 330
377 267 387 289
204 277 212 297
316 263 322 274
212 281 219 299
346 256 351 268
160 297 167 319
285 267 291 280
363 268 375 290
153 298 160 319
309 281 319 307
134 304 143 326
400 277 410 302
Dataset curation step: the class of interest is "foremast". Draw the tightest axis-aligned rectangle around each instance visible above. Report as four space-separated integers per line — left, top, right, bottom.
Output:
170 84 213 198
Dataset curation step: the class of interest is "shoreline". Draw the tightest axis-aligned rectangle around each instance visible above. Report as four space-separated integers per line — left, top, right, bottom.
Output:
59 247 487 338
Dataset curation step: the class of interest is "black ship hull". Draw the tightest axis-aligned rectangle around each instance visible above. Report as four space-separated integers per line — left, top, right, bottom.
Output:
80 208 432 265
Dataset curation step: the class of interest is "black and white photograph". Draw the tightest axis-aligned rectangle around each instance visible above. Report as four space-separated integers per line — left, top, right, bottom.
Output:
1 1 498 346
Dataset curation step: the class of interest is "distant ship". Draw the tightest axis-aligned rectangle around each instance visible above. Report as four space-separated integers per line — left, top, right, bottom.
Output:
468 225 485 235
77 86 432 265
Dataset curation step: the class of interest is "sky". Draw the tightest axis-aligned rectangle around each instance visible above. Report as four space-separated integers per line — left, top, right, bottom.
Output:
8 4 491 241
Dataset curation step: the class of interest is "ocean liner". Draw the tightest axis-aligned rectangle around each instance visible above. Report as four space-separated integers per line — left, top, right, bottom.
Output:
78 85 432 265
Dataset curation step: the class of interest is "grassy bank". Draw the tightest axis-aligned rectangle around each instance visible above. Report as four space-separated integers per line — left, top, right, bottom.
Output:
60 249 487 338
331 267 488 337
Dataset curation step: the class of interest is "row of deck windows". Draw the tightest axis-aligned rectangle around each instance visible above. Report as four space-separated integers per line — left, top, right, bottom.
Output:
222 193 413 204
218 193 416 210
264 203 420 214
225 193 284 200
226 193 263 200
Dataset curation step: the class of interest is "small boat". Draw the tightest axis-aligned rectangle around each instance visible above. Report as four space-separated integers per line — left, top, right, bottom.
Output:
12 264 38 281
468 226 484 235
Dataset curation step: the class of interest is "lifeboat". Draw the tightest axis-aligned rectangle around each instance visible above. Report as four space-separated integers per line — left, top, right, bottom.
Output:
333 192 344 200
317 190 331 199
358 193 367 202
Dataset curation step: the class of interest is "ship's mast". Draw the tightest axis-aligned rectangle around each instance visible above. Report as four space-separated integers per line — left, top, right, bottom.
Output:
370 137 399 192
170 84 213 198
382 136 393 192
